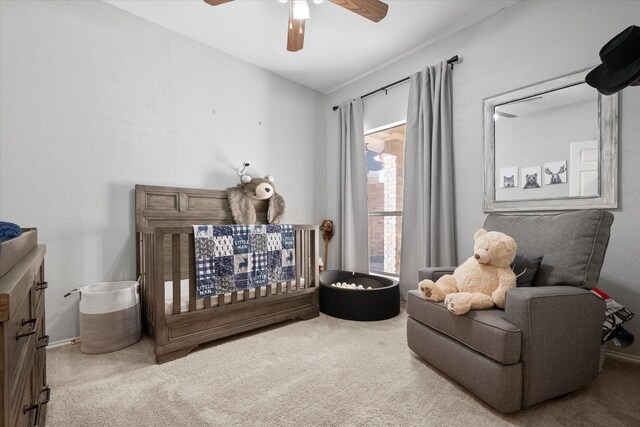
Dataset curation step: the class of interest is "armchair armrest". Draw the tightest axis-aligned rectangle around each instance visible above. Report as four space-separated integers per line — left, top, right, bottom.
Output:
505 286 605 408
418 267 456 282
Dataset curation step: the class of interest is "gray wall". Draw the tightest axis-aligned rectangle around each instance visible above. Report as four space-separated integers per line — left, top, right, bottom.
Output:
324 0 640 359
0 0 326 343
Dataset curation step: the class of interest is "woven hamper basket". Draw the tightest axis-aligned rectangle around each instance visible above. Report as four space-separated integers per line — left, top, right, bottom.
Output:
78 281 142 354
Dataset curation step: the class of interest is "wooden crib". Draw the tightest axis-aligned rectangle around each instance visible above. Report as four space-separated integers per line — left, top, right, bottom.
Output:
135 184 320 364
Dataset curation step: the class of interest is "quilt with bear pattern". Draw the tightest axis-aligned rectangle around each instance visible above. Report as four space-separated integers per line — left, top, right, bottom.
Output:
193 224 296 298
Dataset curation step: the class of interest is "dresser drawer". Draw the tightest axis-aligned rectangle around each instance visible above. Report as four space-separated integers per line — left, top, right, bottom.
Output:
33 299 47 392
5 282 36 390
11 351 36 427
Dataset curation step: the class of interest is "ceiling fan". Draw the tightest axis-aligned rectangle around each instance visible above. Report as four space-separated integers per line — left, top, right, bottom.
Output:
203 0 389 52
494 96 544 119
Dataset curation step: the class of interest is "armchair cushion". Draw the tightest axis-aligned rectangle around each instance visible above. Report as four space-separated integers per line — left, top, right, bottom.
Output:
511 254 544 287
407 290 521 364
483 210 613 289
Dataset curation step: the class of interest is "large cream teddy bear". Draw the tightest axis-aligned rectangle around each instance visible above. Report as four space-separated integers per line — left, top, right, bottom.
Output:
418 229 517 315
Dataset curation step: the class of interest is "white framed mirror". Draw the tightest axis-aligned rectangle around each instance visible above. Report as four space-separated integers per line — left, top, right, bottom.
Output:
483 68 618 212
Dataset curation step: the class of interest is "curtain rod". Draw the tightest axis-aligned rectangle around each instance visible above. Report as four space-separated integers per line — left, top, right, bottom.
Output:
331 55 459 111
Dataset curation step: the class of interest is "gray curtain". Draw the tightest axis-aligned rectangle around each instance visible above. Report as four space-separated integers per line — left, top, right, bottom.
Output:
399 62 456 296
339 98 369 272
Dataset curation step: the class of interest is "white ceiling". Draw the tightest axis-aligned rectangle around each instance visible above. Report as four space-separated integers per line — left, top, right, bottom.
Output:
105 0 521 94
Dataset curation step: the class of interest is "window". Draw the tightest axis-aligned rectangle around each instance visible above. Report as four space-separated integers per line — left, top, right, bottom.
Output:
365 122 405 276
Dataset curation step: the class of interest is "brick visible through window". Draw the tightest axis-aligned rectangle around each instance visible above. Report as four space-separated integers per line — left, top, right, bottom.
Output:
365 123 405 276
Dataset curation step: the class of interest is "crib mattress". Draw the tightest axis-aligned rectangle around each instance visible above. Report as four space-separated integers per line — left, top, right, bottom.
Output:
164 279 306 315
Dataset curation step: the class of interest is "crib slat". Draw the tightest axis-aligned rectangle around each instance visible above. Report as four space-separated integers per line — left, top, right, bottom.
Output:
136 232 141 289
305 230 310 289
303 229 308 288
286 282 291 293
231 291 238 304
146 234 151 324
172 234 181 315
153 230 166 346
204 296 211 309
188 233 197 312
276 283 281 295
218 294 225 307
266 285 272 297
243 289 250 302
141 234 147 323
141 234 148 326
149 234 155 325
256 286 262 299
311 227 319 288
295 230 301 290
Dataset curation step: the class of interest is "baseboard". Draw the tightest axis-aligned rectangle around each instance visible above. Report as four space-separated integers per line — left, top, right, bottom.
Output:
47 336 81 349
604 348 640 365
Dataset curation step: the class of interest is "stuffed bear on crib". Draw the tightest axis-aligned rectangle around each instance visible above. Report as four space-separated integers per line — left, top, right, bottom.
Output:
226 175 285 224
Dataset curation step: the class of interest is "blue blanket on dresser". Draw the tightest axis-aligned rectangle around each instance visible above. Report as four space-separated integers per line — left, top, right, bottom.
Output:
193 224 296 298
0 221 21 242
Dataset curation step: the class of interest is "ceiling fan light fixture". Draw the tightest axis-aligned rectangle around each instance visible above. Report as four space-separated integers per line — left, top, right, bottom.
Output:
204 0 389 52
292 0 310 20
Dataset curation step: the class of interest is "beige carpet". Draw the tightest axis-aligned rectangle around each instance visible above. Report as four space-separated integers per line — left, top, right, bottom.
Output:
46 310 640 426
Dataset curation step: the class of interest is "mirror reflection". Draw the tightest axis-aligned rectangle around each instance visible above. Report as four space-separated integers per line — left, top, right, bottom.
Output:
494 83 599 202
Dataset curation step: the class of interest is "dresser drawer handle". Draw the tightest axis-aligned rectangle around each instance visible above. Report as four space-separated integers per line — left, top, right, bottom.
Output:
36 281 48 291
23 401 39 414
24 401 41 427
22 318 37 326
37 335 50 349
16 320 37 340
39 386 51 405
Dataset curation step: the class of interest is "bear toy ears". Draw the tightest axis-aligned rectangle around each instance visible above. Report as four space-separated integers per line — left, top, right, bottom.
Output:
474 229 487 241
240 175 274 184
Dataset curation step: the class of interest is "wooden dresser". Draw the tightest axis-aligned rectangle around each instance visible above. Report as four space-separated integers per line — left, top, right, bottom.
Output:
0 229 49 427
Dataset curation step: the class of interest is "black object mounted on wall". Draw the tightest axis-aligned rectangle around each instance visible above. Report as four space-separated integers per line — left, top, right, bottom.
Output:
586 25 640 95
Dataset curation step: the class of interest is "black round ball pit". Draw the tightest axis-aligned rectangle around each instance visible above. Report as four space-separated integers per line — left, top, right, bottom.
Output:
319 270 400 321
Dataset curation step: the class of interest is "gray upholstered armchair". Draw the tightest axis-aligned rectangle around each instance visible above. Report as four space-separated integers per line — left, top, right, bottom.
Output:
406 210 613 413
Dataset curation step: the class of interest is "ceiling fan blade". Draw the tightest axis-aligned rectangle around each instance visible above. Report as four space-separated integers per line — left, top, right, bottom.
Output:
495 110 518 118
329 0 388 23
203 0 233 6
287 8 305 52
